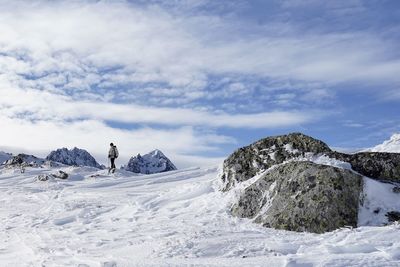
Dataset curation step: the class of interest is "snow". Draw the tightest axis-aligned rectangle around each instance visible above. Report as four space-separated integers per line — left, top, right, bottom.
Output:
283 143 300 154
358 178 400 226
0 151 12 164
1 165 400 266
366 133 400 153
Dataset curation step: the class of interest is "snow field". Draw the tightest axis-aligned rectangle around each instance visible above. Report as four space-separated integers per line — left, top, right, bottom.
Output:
0 165 400 266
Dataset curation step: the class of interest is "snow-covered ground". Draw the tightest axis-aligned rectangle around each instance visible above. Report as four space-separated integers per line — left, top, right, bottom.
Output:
1 165 400 267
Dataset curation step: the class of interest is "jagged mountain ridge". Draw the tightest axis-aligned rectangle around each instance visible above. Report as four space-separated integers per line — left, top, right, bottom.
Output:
125 149 177 174
46 147 102 168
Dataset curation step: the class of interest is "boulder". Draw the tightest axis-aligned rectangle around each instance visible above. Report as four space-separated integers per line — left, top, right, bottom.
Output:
232 161 363 233
52 170 68 179
220 133 332 191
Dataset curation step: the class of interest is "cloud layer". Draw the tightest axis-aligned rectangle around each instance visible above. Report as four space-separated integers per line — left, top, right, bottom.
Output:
0 0 399 166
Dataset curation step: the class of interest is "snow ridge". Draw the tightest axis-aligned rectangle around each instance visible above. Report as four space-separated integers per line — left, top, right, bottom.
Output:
367 133 400 153
125 149 177 174
46 147 102 168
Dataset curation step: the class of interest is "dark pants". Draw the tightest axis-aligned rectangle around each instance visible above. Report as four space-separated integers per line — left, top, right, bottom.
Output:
110 158 116 169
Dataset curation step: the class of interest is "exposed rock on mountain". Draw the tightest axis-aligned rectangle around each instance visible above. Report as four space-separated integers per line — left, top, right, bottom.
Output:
125 149 177 174
232 161 362 233
4 154 46 167
46 147 102 169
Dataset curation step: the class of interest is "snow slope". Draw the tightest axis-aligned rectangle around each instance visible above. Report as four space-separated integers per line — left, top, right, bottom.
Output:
0 151 12 164
367 133 400 153
1 165 400 266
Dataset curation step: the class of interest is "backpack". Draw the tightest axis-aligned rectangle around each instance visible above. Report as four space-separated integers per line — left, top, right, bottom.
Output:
114 146 119 158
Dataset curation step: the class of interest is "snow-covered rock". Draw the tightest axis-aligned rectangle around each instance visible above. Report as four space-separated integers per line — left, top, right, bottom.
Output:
46 147 102 169
367 133 400 153
4 153 45 167
0 151 12 164
125 149 177 174
222 132 400 233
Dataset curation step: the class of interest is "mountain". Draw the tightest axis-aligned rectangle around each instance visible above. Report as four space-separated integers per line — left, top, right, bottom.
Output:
0 151 12 164
367 133 400 153
124 149 177 174
4 153 46 166
46 147 102 168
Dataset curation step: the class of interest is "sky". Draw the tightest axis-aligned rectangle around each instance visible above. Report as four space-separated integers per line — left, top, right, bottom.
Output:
0 0 399 168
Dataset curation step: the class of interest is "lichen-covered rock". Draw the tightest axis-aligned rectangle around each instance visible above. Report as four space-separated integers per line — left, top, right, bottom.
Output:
232 161 363 233
328 152 400 183
220 133 332 191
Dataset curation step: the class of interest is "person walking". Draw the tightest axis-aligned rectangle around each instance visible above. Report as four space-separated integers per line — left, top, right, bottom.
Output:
108 143 119 173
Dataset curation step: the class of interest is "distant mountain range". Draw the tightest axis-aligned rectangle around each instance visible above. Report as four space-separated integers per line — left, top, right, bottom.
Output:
1 147 178 174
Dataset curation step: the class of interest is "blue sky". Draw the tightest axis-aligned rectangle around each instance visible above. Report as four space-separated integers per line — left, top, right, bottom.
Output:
0 0 399 167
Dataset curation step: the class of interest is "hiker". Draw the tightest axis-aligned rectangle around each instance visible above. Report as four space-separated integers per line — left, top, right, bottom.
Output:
108 143 119 173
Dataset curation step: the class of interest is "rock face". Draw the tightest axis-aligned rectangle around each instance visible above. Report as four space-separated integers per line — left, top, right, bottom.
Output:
125 149 177 174
46 147 102 168
221 133 400 191
232 161 363 233
222 132 400 233
329 152 400 183
220 133 332 191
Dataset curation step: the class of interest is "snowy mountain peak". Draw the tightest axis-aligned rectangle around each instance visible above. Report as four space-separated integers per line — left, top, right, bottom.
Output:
125 149 177 174
367 133 400 153
46 147 102 168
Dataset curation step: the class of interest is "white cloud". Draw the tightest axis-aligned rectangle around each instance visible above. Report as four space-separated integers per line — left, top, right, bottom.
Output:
0 0 398 167
0 115 232 168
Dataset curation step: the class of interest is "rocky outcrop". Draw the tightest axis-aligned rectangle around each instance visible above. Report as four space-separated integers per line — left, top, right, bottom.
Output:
222 132 400 233
328 152 400 183
232 161 363 233
220 133 332 191
46 147 102 169
221 133 400 191
125 149 177 174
